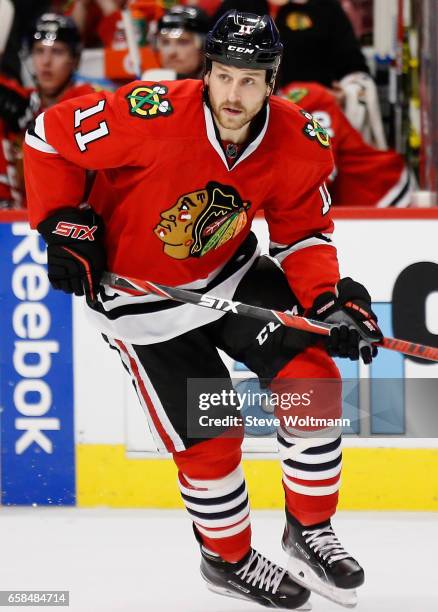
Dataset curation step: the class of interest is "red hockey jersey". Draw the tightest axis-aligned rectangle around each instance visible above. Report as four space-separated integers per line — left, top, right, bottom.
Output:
24 80 339 342
282 82 413 207
0 79 95 207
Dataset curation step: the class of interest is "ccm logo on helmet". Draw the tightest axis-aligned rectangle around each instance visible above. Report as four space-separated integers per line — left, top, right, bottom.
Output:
227 45 254 54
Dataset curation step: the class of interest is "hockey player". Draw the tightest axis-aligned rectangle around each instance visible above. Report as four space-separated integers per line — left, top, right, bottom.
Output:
24 11 383 609
282 82 414 207
155 5 210 80
0 13 94 207
150 10 411 208
213 0 387 147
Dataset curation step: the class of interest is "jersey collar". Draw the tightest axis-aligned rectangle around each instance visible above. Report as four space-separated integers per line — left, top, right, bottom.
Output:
203 101 270 172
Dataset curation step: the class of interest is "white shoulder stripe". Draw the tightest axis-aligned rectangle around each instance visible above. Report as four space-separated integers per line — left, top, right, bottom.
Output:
35 112 47 141
25 130 58 154
25 112 58 154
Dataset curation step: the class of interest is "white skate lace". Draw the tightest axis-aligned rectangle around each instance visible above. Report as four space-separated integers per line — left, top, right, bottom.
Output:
235 549 286 594
303 525 351 565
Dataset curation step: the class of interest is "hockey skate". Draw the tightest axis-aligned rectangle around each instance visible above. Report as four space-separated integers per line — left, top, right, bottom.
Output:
282 510 364 608
200 546 312 610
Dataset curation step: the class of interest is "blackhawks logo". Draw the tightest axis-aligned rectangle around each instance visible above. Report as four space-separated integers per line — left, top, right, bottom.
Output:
286 12 313 31
154 182 250 260
126 84 173 119
301 110 330 148
285 88 309 105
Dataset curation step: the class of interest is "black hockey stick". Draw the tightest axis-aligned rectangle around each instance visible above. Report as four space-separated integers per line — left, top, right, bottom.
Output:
101 272 438 362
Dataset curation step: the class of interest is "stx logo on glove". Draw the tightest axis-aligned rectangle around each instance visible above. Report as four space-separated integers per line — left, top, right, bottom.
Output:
52 222 98 241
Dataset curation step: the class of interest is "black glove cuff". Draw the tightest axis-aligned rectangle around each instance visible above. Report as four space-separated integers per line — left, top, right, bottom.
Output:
307 291 337 319
336 277 372 306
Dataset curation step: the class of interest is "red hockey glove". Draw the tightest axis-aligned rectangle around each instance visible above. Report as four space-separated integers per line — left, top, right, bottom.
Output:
308 277 383 364
37 207 106 303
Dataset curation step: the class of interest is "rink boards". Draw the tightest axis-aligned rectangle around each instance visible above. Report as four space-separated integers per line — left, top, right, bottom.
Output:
1 209 438 509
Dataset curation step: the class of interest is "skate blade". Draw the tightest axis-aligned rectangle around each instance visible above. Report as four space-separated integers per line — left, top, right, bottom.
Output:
286 557 357 609
204 582 312 610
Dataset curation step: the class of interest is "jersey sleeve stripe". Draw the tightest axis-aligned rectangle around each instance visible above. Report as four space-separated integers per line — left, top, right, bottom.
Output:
269 233 334 264
35 112 47 141
376 167 412 208
25 129 58 154
319 182 331 205
25 112 58 154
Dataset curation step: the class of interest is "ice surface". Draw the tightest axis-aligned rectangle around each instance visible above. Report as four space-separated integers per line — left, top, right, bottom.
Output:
0 508 436 611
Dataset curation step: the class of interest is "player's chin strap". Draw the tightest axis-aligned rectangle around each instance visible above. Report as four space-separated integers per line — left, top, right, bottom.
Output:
101 271 438 363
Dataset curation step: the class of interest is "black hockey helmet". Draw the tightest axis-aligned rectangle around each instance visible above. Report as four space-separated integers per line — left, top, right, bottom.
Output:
29 13 82 57
205 10 283 85
157 5 210 37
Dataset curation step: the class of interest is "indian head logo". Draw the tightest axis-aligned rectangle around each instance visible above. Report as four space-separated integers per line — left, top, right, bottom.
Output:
154 182 250 260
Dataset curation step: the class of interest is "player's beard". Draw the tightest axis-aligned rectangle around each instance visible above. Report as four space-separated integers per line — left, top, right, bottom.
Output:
210 97 262 132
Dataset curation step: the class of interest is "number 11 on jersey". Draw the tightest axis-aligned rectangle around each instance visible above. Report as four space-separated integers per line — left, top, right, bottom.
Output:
74 100 109 152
